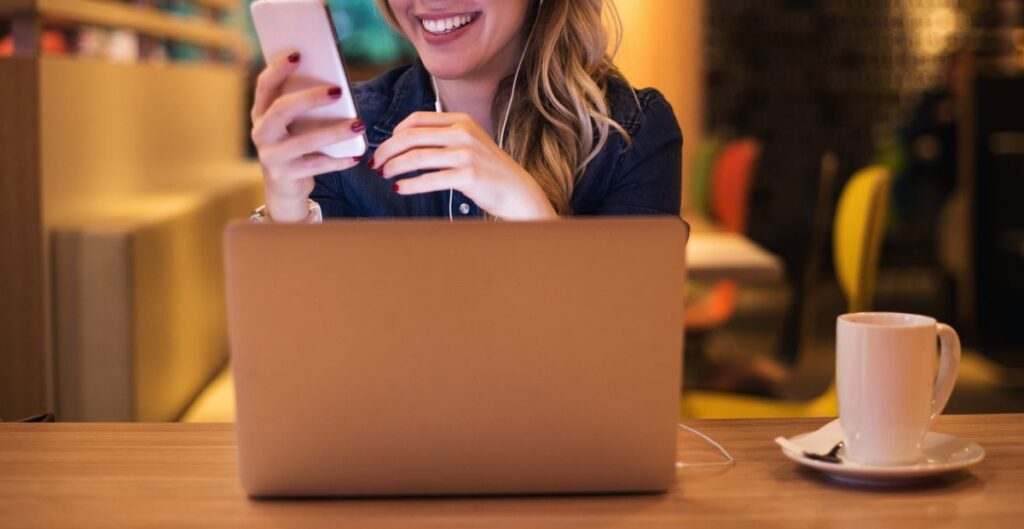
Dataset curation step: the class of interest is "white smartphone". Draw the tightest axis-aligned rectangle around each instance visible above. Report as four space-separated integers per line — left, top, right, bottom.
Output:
250 0 367 158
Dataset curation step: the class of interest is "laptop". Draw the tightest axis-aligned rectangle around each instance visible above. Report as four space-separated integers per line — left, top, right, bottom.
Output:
223 217 688 497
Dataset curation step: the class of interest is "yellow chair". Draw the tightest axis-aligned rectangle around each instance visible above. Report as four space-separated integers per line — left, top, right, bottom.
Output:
680 166 893 419
181 366 235 422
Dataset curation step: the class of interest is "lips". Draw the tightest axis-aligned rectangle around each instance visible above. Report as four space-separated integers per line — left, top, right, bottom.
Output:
416 11 481 42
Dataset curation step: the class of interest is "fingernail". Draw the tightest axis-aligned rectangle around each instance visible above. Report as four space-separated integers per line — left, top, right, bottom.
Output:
368 157 376 169
352 155 363 163
351 119 366 133
327 86 342 99
376 168 384 176
392 183 400 192
287 52 300 63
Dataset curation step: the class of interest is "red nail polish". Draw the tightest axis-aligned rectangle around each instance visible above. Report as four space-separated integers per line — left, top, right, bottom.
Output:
327 86 342 99
287 52 300 63
352 156 363 163
392 183 400 192
368 157 376 169
377 168 384 176
351 119 366 133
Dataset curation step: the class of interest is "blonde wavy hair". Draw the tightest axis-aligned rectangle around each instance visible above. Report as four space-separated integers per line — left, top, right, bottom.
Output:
374 0 629 214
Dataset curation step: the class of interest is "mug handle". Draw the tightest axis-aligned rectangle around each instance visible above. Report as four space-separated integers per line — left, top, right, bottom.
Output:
930 323 961 421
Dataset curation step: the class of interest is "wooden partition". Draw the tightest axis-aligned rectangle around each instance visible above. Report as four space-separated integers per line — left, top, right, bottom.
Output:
0 58 47 421
0 0 261 421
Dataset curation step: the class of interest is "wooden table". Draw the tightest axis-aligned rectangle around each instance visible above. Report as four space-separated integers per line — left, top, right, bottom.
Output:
684 211 785 283
687 231 785 283
2 415 1021 528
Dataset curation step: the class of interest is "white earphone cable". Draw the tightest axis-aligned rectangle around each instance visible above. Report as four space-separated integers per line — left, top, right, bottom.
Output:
497 22 535 151
675 423 735 470
431 0 543 222
429 75 455 222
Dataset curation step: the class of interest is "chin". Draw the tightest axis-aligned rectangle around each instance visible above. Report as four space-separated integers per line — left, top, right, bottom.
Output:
419 55 477 80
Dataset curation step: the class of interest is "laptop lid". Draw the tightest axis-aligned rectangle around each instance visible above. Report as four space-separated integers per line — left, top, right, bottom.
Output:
224 217 688 497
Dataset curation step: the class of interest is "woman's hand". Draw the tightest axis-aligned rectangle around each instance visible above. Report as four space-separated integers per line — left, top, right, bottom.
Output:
250 51 365 222
370 112 558 221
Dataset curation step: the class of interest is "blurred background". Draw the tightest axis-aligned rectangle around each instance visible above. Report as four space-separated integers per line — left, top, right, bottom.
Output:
1 0 1021 423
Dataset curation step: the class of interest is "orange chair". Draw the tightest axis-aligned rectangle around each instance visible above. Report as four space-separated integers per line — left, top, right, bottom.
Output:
685 139 761 332
711 139 761 233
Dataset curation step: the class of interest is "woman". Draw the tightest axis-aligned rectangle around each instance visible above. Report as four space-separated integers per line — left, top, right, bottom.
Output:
250 0 682 222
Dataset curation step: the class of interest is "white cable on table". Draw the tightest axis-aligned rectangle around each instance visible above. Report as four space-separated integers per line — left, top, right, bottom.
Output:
676 423 736 470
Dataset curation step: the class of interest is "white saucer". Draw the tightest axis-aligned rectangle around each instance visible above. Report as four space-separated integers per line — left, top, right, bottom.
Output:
780 431 985 486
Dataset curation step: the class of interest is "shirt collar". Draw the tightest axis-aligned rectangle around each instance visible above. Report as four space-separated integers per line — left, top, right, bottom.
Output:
371 59 437 139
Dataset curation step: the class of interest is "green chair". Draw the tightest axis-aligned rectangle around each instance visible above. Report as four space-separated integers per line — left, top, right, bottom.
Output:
688 137 722 218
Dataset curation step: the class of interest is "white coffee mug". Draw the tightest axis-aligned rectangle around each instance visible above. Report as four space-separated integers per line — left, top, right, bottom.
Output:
837 313 961 466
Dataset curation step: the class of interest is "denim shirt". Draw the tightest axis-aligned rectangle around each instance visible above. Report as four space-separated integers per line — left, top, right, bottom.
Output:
311 60 682 218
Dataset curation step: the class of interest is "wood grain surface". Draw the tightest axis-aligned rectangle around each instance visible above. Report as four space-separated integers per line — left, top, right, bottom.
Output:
1 415 1021 528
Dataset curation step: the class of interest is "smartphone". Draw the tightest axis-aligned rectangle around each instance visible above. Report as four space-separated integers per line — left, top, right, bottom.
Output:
250 0 367 158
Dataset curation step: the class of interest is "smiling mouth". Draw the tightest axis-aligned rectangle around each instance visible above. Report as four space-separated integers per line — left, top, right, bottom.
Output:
418 12 481 36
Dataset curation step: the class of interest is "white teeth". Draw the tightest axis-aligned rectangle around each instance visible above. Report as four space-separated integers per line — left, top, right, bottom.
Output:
421 14 474 35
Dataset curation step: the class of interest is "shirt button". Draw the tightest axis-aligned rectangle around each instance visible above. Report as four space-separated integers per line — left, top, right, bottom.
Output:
459 203 471 215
